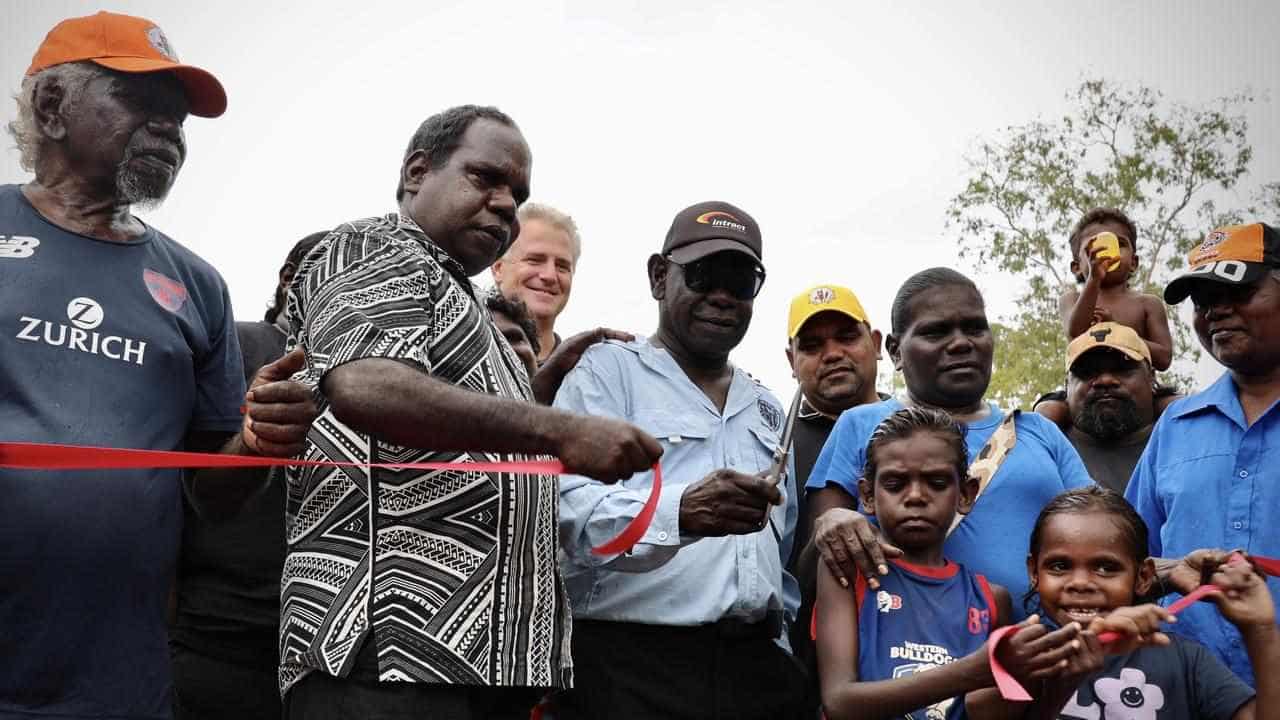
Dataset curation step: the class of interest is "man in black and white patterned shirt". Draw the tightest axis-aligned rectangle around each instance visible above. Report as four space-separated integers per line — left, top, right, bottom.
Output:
281 105 663 719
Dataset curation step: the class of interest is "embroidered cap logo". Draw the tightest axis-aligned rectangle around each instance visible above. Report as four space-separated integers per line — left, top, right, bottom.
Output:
809 287 835 305
694 211 748 234
146 26 178 60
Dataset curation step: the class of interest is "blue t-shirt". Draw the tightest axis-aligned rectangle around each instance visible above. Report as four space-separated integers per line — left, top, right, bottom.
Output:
807 398 1093 620
854 560 996 720
0 185 244 719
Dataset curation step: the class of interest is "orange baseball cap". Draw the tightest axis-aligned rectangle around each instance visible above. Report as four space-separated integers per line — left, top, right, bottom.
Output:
1164 223 1280 304
26 11 226 118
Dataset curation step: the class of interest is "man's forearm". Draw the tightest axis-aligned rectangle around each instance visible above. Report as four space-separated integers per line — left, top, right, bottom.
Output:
325 358 570 456
185 432 271 520
1244 623 1280 720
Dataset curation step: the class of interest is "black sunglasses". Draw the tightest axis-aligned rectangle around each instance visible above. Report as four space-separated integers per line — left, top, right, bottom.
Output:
667 255 766 300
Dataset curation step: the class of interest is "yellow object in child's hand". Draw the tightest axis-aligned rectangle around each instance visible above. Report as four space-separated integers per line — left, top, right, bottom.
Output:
1090 232 1122 273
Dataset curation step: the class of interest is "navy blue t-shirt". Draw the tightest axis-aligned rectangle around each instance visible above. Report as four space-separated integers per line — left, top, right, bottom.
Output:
854 560 997 720
0 185 244 720
1057 635 1254 720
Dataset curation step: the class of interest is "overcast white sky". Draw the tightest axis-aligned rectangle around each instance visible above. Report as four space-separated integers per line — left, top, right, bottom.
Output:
4 1 1278 397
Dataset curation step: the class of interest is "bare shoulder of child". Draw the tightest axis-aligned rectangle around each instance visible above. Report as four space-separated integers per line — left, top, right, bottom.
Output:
1092 287 1148 331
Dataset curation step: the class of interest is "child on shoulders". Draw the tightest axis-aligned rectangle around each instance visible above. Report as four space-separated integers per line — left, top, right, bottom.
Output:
1038 208 1178 428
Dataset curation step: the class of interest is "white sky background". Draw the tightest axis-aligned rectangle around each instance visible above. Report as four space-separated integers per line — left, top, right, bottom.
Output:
4 0 1279 399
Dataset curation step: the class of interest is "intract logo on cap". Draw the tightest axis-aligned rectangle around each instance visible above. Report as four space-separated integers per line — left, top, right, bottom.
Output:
146 26 178 60
696 211 747 234
809 287 835 305
1089 327 1111 342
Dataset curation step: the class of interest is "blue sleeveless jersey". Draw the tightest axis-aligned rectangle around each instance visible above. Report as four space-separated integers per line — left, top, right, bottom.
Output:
856 560 997 720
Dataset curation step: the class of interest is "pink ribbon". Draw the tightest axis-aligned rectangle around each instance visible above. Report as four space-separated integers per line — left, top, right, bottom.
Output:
0 441 660 556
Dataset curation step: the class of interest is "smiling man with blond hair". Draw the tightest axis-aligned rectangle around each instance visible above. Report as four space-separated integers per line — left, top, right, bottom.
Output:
491 202 580 363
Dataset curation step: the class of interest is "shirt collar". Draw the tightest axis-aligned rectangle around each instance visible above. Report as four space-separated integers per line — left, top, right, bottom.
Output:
390 213 474 293
635 338 757 418
798 396 826 420
1170 372 1246 428
798 393 892 422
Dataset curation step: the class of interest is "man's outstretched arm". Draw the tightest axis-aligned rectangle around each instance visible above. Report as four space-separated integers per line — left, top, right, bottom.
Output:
324 357 662 482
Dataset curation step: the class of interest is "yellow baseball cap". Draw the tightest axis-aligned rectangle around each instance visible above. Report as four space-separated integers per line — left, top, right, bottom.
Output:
787 284 869 338
1065 322 1151 372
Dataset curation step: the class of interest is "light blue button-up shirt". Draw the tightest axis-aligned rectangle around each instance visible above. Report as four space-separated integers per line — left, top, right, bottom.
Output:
1127 371 1280 688
553 338 799 631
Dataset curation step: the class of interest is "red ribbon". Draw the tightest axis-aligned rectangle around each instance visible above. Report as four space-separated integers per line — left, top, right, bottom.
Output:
989 552 1278 701
986 624 1036 701
0 441 660 556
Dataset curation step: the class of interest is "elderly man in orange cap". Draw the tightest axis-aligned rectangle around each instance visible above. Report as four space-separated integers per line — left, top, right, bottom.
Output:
1 12 314 719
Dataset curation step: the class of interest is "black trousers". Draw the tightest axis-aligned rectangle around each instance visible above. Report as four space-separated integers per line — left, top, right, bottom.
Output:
172 644 281 720
554 619 807 720
285 673 544 720
283 640 544 720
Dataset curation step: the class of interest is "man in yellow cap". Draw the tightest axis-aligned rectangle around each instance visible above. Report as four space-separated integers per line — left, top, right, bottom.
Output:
1061 322 1158 493
783 284 886 716
1 12 314 720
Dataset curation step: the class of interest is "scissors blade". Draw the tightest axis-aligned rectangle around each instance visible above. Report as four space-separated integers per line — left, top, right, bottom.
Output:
764 388 804 544
766 388 804 486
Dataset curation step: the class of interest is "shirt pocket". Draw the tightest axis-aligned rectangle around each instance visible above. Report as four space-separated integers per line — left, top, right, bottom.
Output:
632 408 715 477
743 423 781 476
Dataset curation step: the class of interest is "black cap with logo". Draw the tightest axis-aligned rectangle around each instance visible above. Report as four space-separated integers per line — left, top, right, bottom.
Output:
662 201 762 264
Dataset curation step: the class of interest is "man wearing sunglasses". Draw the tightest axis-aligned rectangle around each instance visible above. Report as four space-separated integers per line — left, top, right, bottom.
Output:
551 201 805 719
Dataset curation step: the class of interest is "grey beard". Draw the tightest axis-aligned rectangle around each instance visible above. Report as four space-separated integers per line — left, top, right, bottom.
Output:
115 153 174 210
1073 396 1142 441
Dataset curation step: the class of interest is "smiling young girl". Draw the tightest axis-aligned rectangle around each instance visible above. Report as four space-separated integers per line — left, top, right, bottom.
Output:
1026 486 1277 720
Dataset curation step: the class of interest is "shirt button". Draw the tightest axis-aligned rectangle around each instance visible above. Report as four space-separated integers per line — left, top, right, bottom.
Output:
1239 470 1249 478
657 531 669 541
1233 521 1244 530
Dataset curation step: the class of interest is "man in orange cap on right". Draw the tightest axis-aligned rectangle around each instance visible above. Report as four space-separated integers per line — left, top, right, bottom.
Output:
1 12 315 720
1127 222 1280 688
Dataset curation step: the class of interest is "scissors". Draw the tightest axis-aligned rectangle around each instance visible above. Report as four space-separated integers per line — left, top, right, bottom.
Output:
762 389 803 543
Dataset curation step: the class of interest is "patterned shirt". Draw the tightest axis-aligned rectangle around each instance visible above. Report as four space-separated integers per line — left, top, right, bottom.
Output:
280 214 570 694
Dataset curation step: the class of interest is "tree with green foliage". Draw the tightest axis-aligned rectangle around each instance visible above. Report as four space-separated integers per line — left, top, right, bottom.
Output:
947 79 1258 408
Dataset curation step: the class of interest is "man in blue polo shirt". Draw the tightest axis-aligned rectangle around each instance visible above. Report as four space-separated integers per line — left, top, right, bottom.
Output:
1128 222 1280 687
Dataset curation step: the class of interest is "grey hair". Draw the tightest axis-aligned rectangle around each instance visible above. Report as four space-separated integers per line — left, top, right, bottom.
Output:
7 62 103 171
517 202 582 262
